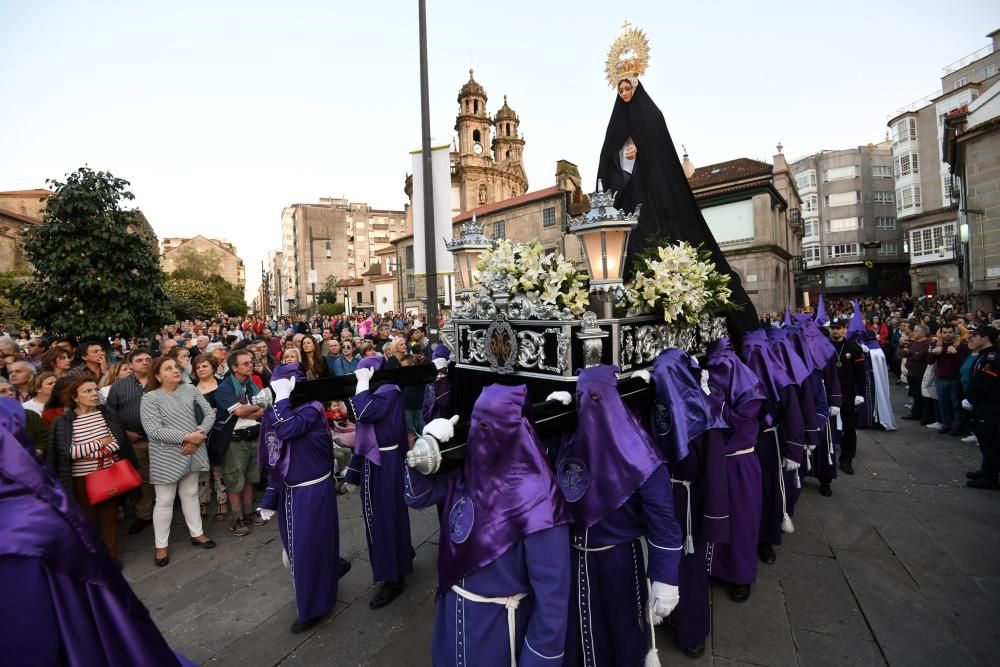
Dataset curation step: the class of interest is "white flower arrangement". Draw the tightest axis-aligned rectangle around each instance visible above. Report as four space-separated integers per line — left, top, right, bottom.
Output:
476 240 591 317
623 241 736 324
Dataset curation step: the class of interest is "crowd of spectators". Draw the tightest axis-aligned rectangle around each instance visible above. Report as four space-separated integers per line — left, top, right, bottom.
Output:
0 309 442 566
765 293 1000 444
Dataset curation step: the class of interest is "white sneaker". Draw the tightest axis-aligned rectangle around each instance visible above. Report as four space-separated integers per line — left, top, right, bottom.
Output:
904 402 913 410
925 422 943 429
962 435 978 444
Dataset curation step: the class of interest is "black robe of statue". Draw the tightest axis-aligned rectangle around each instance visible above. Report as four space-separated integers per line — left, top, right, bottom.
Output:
596 81 759 338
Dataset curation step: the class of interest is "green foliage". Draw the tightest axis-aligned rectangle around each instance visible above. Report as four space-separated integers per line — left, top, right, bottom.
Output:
165 273 247 320
171 245 222 279
16 167 170 337
317 275 339 305
318 302 345 317
0 270 31 331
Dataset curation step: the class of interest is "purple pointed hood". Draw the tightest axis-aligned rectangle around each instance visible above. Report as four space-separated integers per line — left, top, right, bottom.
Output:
706 337 767 444
791 318 836 372
353 354 397 465
432 342 451 362
558 365 663 527
650 349 724 465
765 327 811 385
357 355 384 372
438 384 570 596
815 294 829 326
783 306 792 327
258 362 324 485
739 329 797 423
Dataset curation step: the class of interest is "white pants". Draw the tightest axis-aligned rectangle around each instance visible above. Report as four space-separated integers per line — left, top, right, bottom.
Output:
154 472 204 549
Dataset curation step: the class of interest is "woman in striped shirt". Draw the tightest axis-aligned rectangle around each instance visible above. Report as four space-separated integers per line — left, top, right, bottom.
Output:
141 357 216 567
50 377 133 559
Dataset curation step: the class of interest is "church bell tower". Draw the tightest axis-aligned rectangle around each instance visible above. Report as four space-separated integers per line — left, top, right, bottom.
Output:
455 70 492 168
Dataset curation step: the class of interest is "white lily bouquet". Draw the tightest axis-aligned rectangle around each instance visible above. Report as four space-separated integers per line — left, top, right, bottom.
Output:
623 241 737 324
476 240 591 317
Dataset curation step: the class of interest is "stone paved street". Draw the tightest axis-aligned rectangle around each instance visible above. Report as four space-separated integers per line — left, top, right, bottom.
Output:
121 384 1000 666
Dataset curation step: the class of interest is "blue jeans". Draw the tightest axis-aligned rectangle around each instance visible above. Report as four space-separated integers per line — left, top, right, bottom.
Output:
935 378 961 429
404 409 425 436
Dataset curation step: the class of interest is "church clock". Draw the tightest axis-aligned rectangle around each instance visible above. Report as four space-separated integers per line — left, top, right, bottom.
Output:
472 143 483 155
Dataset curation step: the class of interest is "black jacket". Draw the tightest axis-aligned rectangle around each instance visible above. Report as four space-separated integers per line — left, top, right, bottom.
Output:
48 406 135 495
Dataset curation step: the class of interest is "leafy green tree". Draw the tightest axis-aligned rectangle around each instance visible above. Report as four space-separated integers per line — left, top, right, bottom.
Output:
170 245 221 279
166 277 219 321
318 275 339 305
17 167 170 337
318 302 345 317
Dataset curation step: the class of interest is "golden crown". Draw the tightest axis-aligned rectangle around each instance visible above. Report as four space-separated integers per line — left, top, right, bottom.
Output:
605 21 650 87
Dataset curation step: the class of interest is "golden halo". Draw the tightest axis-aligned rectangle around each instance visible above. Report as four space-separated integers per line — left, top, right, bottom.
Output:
605 22 650 88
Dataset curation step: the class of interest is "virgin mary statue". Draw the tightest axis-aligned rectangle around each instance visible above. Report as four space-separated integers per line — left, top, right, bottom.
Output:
597 25 759 337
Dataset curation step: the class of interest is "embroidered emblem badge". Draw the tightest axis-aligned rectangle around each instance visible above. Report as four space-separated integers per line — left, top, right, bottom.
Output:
557 457 590 502
449 494 474 544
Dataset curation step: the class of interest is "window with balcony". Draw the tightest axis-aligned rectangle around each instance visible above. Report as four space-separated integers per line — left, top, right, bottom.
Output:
896 185 922 211
542 207 557 227
803 244 821 265
953 77 968 89
803 219 819 238
875 216 896 229
878 241 899 255
827 243 860 258
824 166 859 182
802 194 818 212
894 153 919 177
872 165 893 178
873 191 894 204
796 170 817 190
910 222 956 258
825 191 860 207
942 174 957 204
826 217 861 233
892 117 917 144
984 63 997 79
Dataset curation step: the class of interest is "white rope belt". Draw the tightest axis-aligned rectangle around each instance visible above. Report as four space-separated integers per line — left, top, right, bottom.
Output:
571 543 615 552
670 479 695 554
764 425 778 433
771 429 794 533
286 471 331 488
726 447 755 457
379 444 399 451
451 584 528 667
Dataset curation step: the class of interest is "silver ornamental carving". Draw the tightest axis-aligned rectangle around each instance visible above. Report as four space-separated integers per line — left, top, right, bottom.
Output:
507 294 576 322
515 328 571 373
576 311 609 369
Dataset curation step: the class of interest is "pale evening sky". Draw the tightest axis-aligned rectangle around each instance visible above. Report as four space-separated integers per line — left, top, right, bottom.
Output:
1 1 998 301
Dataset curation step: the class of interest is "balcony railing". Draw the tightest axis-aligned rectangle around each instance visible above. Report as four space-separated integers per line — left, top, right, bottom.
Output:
943 44 994 75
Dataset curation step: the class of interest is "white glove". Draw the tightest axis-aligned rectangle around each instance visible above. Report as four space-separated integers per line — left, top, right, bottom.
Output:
433 357 449 371
345 483 358 493
649 581 679 624
962 399 974 411
632 369 651 384
829 406 841 417
354 367 375 395
256 507 276 522
423 415 459 443
545 391 572 406
782 458 800 472
270 377 295 403
854 395 865 406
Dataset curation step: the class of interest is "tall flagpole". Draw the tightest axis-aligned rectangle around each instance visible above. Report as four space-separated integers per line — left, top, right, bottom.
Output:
418 0 439 341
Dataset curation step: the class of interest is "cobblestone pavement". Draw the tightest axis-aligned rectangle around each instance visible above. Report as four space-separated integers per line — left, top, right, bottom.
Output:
121 384 1000 666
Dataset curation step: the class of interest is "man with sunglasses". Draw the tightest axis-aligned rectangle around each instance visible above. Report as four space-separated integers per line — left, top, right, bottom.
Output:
24 337 48 371
964 326 1000 490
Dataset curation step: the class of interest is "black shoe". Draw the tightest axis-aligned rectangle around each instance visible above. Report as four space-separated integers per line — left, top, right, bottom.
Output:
819 483 833 497
967 470 985 480
338 558 352 579
729 584 751 603
128 518 153 535
683 642 705 659
938 427 951 435
369 580 405 609
154 550 170 567
757 543 776 565
290 614 326 634
839 460 855 475
190 537 216 549
966 478 1000 490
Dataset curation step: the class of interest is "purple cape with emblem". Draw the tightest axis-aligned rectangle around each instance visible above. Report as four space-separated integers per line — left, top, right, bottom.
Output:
258 363 324 489
437 384 570 596
557 365 663 527
0 399 192 666
650 349 722 464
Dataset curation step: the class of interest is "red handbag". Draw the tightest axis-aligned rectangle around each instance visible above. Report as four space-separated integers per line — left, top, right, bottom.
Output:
85 451 141 505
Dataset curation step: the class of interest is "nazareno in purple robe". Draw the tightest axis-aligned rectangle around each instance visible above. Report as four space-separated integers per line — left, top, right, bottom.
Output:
258 363 340 626
649 352 731 651
405 383 571 667
703 337 767 586
345 356 414 584
740 330 801 544
787 322 840 485
554 364 682 663
0 399 195 666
